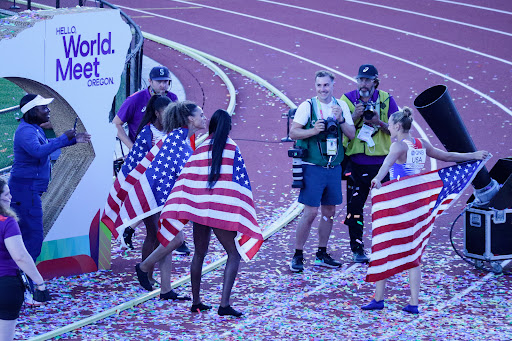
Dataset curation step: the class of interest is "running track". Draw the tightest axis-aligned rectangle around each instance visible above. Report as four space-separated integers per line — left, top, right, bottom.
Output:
9 0 512 340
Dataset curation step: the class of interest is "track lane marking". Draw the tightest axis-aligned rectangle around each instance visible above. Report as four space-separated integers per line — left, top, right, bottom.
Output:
117 3 512 120
378 259 512 340
343 0 512 36
254 0 512 66
220 263 361 337
432 0 512 15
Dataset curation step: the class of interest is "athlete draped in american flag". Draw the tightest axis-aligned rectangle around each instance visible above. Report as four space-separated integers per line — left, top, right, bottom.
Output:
102 95 170 241
104 101 206 301
137 109 263 317
361 107 489 314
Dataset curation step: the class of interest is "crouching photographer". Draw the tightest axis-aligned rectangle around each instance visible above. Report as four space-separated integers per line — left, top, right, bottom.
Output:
287 70 355 273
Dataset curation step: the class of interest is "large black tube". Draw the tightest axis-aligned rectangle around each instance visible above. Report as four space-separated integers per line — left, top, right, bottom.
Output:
414 85 491 190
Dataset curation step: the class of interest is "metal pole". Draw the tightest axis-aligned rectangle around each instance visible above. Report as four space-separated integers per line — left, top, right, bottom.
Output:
10 0 20 10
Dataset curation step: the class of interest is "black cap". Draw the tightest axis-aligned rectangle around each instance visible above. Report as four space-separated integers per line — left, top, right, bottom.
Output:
149 66 171 81
356 64 378 79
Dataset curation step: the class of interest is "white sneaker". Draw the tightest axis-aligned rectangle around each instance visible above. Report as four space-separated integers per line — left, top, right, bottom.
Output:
24 291 42 306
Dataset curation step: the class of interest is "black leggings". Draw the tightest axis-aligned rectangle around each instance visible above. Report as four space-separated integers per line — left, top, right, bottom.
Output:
0 276 24 320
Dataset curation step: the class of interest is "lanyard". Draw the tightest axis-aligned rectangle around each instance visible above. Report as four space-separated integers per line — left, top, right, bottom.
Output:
315 97 335 120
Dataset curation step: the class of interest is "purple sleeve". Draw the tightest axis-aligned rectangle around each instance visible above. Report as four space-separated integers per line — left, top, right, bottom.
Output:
387 96 399 118
1 217 21 240
116 95 136 123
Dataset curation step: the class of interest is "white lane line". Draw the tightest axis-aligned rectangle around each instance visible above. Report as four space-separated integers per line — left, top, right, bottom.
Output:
117 3 512 119
378 259 512 340
255 0 512 66
220 263 361 337
432 0 512 15
343 0 512 37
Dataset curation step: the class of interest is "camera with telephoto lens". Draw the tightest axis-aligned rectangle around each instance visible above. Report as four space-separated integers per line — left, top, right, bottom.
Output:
288 147 308 188
363 101 376 120
323 117 339 136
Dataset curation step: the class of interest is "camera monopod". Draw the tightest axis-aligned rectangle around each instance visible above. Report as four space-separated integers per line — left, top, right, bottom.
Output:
281 108 297 142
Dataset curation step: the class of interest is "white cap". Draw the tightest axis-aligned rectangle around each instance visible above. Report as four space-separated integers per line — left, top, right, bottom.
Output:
21 95 54 114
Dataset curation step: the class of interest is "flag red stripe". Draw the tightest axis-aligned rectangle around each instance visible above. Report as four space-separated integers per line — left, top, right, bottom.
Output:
372 179 443 204
165 185 255 212
372 193 440 221
366 259 422 282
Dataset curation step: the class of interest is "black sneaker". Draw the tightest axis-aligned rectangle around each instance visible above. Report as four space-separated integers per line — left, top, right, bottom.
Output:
353 250 370 263
174 241 191 255
123 226 135 250
290 254 304 272
314 251 341 268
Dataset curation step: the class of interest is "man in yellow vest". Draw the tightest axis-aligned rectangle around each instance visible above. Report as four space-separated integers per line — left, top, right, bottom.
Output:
340 64 399 263
289 70 355 272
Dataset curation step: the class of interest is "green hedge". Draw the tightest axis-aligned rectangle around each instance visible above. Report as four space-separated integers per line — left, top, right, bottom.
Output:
0 79 25 170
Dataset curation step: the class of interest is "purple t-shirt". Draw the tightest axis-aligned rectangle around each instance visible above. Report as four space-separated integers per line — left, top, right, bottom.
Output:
343 89 399 165
0 216 21 277
116 88 178 142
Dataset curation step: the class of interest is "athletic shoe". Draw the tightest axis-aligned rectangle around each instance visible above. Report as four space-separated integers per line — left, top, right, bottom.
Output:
191 303 212 313
174 241 191 255
218 305 243 317
361 299 385 310
123 226 135 249
353 250 370 263
160 290 190 301
135 263 153 291
402 304 419 314
289 254 304 272
24 291 42 306
314 251 341 268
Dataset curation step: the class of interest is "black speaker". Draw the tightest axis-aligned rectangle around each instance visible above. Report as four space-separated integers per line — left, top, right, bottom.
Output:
414 85 492 190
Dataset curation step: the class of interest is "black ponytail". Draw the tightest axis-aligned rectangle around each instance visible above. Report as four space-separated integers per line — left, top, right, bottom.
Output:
207 109 232 189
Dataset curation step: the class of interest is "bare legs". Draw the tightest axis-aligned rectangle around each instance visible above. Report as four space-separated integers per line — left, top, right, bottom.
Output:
294 204 335 249
141 214 160 283
191 223 241 308
0 319 16 341
408 266 420 306
364 266 421 310
139 231 184 294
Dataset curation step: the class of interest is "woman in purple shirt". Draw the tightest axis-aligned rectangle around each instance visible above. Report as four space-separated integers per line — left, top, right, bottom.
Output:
0 178 50 341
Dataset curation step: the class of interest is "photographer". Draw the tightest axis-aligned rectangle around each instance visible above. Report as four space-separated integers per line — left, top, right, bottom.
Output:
288 70 355 272
339 64 399 263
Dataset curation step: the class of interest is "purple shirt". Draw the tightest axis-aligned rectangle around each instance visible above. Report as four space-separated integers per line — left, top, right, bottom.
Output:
0 216 21 277
116 88 178 142
343 89 399 165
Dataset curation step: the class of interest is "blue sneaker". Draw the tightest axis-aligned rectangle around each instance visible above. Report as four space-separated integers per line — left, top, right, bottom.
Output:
361 299 385 310
402 304 419 314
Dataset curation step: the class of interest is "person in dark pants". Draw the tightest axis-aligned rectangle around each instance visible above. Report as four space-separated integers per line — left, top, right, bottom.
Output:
339 64 399 263
9 94 90 264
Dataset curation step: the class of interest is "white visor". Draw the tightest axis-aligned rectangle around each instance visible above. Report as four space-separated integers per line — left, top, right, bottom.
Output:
21 95 54 114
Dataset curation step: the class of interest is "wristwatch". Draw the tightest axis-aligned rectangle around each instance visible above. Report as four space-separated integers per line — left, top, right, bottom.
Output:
339 116 346 124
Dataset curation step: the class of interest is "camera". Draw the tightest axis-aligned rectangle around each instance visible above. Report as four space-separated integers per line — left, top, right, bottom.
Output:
363 101 376 120
323 117 338 135
288 147 308 188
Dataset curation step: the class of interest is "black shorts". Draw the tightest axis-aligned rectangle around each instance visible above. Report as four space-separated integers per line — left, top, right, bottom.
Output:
0 276 24 320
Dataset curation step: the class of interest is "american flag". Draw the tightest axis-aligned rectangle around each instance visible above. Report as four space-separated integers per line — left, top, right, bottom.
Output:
158 137 263 261
101 128 192 240
365 158 488 282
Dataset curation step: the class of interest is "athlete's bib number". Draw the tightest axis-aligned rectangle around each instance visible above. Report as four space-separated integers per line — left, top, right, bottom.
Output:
406 148 426 168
